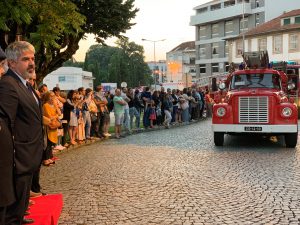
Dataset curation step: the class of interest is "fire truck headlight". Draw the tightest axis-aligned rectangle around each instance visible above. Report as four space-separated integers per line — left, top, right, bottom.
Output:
282 107 292 117
216 107 226 117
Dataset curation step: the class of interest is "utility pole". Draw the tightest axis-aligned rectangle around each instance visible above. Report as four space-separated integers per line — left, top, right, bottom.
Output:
242 0 246 67
142 38 166 90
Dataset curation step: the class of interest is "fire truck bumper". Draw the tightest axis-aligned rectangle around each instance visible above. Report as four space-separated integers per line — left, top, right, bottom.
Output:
212 124 298 133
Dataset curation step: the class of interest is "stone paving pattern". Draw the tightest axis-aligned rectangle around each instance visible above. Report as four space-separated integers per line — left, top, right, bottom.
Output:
40 119 300 225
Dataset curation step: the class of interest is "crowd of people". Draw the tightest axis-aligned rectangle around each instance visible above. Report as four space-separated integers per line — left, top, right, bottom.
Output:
36 83 211 147
0 40 213 225
37 84 209 144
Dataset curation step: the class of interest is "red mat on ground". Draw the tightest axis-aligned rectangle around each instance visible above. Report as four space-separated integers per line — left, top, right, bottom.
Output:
25 194 63 225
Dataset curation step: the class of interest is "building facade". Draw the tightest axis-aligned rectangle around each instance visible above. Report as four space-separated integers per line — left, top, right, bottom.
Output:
43 67 95 91
190 0 300 79
229 10 300 64
166 41 196 85
146 60 167 84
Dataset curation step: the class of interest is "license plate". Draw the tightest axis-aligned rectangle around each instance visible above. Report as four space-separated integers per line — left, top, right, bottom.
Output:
244 126 262 131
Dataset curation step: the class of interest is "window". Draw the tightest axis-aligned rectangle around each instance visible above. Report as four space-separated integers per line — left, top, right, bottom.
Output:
199 64 206 74
236 40 243 57
212 43 219 58
237 0 249 3
295 16 300 24
190 58 195 64
225 20 233 36
199 26 206 39
212 63 219 73
283 18 291 25
197 7 208 14
189 68 196 73
212 23 219 37
224 0 235 7
289 34 298 51
225 62 230 72
255 0 259 7
231 74 281 90
273 35 282 54
255 14 260 26
211 3 221 11
225 41 229 56
240 17 248 32
248 39 252 51
59 76 75 83
58 76 66 82
258 38 267 51
199 45 206 59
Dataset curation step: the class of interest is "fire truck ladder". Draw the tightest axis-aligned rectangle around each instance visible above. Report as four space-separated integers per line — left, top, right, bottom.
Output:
242 51 269 69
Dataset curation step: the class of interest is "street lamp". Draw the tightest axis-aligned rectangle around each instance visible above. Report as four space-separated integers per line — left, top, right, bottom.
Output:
142 38 166 90
242 0 246 66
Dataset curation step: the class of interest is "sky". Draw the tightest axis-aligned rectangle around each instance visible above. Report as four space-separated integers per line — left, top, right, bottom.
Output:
73 0 211 62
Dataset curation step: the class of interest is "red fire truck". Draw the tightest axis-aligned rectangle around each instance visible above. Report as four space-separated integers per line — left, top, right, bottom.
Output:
272 61 300 115
212 51 298 147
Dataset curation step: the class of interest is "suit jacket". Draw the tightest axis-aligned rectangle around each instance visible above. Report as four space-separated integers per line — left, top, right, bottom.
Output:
0 69 44 176
0 115 15 206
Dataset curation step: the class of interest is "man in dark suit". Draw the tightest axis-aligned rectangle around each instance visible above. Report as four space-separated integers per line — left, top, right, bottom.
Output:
0 47 16 225
0 41 44 225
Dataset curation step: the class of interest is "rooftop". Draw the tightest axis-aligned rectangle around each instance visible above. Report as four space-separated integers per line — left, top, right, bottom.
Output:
169 41 195 52
241 9 300 37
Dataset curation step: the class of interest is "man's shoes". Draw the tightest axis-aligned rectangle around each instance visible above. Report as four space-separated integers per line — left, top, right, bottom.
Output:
22 218 35 224
30 191 42 198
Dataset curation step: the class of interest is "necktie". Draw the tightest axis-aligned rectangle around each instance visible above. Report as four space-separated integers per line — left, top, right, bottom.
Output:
26 82 32 92
26 82 39 105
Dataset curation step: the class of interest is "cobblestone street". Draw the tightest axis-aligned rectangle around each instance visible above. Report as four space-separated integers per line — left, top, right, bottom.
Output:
41 119 300 225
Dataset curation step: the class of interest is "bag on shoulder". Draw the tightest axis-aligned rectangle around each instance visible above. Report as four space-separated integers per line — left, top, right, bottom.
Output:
181 101 189 110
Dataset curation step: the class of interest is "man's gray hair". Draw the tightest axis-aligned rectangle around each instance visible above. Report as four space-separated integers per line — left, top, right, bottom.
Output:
5 41 35 61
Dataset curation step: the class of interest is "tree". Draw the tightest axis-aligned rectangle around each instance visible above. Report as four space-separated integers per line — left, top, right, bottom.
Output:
0 0 138 83
63 59 84 68
84 40 152 88
84 45 121 86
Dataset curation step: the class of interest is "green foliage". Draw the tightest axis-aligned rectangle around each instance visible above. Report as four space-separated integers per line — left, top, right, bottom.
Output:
84 40 152 88
77 0 138 42
0 0 138 83
63 59 84 68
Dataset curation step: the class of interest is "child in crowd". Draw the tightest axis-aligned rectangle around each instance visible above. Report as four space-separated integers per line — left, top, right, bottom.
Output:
148 100 156 128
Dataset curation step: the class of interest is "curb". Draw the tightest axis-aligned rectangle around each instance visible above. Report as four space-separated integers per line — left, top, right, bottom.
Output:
53 116 209 155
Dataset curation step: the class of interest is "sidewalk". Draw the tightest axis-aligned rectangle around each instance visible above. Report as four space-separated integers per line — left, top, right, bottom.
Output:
53 115 208 154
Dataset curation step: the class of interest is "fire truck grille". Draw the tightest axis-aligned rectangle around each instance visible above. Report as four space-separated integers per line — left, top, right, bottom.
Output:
239 96 269 123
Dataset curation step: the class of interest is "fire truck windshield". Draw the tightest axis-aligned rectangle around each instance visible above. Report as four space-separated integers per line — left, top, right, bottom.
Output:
230 73 281 90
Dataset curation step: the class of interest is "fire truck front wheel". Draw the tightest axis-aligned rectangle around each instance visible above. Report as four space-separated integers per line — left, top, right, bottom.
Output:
284 132 298 148
214 132 224 146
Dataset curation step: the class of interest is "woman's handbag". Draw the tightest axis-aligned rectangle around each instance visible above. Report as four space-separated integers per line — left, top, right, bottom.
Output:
48 118 61 130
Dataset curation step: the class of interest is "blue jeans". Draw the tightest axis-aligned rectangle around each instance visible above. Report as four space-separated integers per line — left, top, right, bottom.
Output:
123 108 131 131
182 108 190 122
129 107 140 129
171 105 178 122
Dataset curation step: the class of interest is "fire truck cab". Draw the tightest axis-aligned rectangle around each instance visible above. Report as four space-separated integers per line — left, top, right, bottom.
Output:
212 51 298 148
